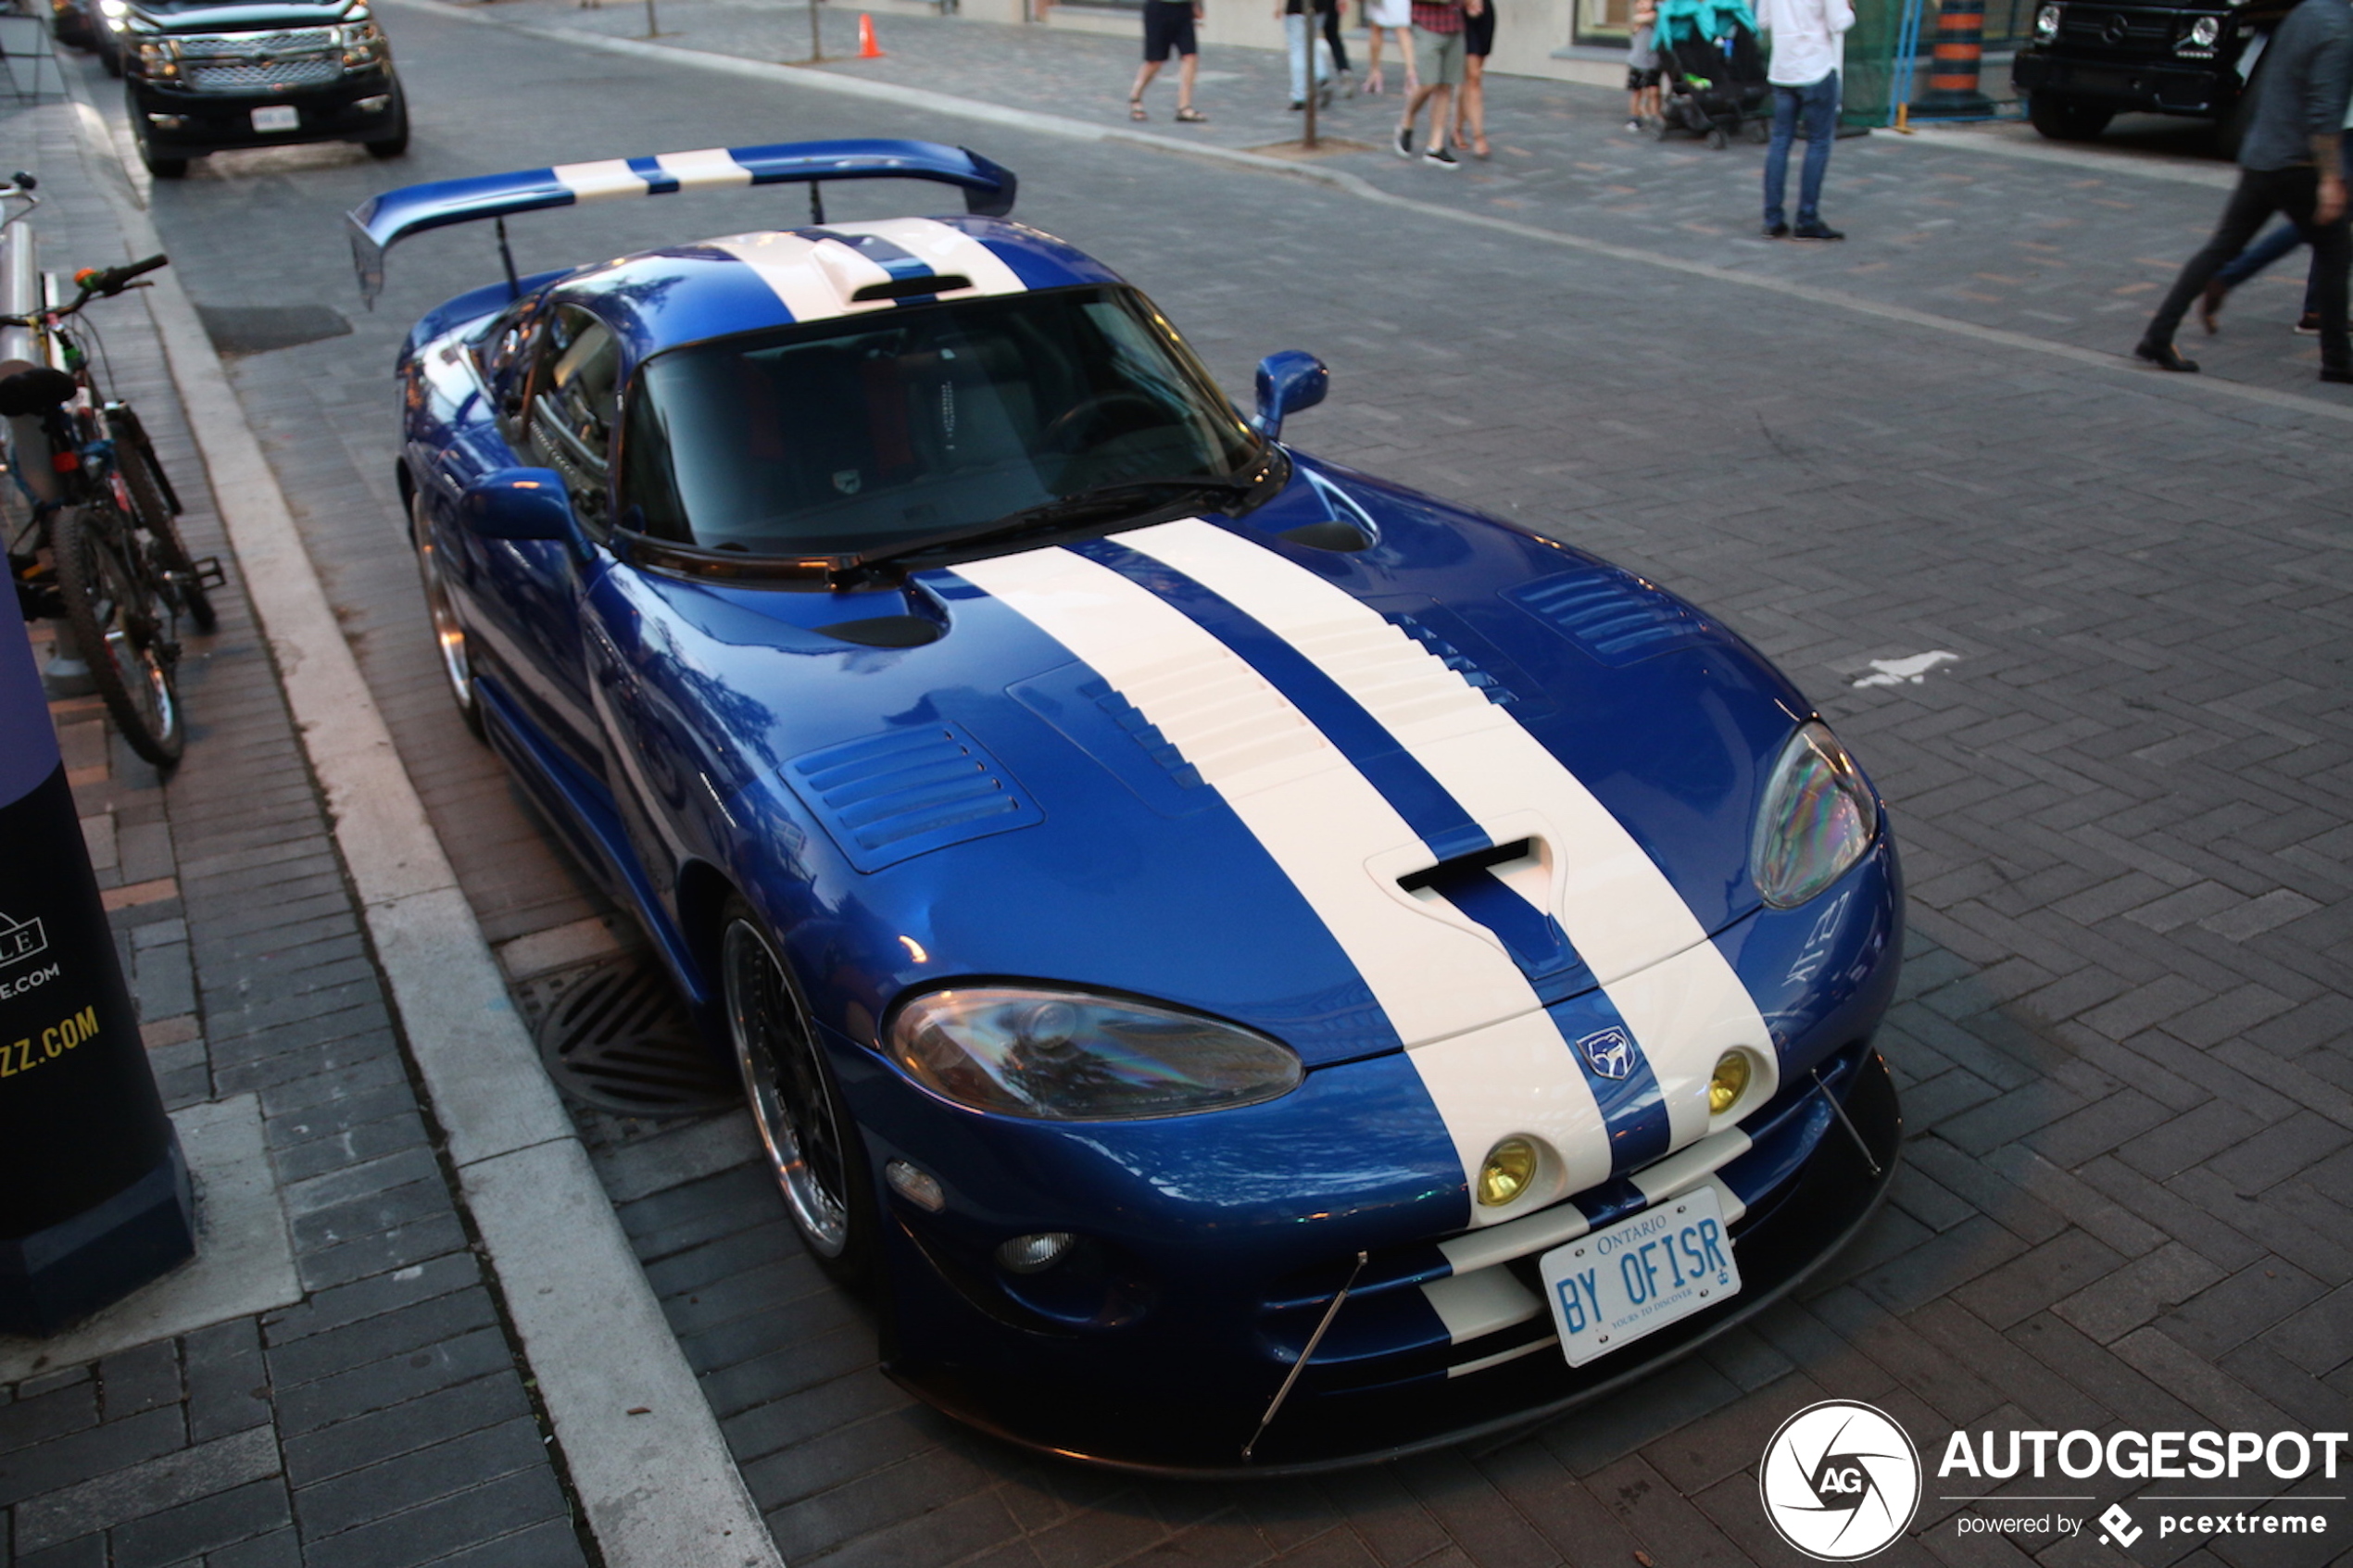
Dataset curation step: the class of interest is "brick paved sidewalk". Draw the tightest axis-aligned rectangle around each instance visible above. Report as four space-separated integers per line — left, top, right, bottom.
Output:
1 100 589 1568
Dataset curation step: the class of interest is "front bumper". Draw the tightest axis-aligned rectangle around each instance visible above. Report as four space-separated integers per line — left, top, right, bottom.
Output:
845 833 1906 1474
2014 49 2230 115
126 67 399 156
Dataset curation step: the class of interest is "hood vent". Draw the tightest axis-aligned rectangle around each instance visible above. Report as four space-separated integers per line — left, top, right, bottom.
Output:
788 722 1042 872
1386 612 1516 706
1506 567 1718 668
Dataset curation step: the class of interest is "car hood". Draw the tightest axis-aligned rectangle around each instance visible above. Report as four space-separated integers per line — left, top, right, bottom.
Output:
615 458 1815 1067
130 1 345 31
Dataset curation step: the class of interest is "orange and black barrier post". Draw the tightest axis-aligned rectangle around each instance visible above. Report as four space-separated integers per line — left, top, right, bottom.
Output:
1920 0 1996 116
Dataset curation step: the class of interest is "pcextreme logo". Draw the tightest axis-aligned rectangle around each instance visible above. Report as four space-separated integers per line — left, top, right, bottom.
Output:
1758 1400 1923 1561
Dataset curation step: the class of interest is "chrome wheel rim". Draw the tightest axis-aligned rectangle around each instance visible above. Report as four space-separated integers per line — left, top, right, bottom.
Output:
412 496 473 716
723 920 851 1256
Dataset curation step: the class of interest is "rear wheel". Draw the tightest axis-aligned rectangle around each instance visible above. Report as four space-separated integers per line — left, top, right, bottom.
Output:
53 505 183 768
722 901 875 1292
2027 92 2113 141
410 490 483 739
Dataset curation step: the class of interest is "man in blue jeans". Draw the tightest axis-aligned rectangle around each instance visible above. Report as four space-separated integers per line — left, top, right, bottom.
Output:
1756 0 1854 238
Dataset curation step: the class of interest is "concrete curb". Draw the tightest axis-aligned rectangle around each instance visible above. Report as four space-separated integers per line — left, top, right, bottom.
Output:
390 0 2353 429
56 63 783 1568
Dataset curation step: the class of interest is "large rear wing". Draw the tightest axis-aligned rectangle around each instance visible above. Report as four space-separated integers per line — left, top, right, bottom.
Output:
345 137 1017 307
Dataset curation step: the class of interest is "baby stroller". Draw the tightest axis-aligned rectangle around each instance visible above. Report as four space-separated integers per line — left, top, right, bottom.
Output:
1655 0 1771 148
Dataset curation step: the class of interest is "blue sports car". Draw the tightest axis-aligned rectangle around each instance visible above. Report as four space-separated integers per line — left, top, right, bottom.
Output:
353 140 1903 1474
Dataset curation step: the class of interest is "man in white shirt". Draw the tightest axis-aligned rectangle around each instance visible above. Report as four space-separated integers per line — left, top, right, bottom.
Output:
1756 0 1855 238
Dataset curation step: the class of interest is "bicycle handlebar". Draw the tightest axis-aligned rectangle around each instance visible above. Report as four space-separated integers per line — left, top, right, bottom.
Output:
72 254 168 301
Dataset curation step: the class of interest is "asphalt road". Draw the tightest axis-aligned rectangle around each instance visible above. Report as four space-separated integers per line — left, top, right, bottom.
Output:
71 9 2353 1565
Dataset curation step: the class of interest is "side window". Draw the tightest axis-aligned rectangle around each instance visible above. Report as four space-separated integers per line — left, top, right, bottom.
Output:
523 305 621 536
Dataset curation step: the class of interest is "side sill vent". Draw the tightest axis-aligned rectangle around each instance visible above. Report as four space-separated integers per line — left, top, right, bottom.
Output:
1506 567 1718 668
788 722 1043 872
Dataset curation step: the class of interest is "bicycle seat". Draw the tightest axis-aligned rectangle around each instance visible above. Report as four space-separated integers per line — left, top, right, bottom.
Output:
0 366 75 416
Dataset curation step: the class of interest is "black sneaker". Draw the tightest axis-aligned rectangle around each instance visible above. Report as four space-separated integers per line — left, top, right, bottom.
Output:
1763 220 1791 238
1393 124 1414 157
1290 100 1305 111
1791 219 1844 240
1424 144 1459 168
2296 312 2322 336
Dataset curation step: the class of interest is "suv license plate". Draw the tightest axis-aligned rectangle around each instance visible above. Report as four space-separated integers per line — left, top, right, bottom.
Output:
1539 1185 1741 1367
251 106 298 132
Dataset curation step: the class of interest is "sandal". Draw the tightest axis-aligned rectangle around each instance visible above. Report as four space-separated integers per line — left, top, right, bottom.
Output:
1176 106 1208 123
1129 97 1148 120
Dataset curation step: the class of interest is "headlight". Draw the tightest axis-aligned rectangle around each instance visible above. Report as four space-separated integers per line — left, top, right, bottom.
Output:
337 17 386 63
133 37 176 74
1751 721 1878 908
2034 4 2060 37
2188 16 2220 44
888 987 1304 1121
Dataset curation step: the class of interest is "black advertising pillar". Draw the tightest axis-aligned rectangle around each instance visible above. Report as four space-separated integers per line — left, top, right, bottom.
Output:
0 618 193 1335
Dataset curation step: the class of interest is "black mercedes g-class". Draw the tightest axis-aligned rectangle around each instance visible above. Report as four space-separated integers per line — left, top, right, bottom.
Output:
2013 0 2296 151
120 0 408 178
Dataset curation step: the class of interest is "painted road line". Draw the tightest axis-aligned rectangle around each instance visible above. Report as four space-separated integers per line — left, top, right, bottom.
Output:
55 72 782 1568
384 0 2353 430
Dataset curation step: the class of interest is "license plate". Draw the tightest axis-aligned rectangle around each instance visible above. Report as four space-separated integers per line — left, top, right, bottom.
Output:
1540 1185 1741 1367
251 106 298 133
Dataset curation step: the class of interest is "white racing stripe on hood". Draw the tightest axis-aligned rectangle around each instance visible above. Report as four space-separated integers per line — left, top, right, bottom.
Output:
1119 517 1770 1152
551 158 649 202
957 545 1611 1223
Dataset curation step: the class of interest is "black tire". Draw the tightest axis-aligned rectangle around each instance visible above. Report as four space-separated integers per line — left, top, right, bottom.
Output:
52 505 184 768
721 899 876 1294
100 45 120 77
1743 117 1770 144
365 121 409 159
139 144 187 179
409 489 484 739
2027 92 2113 142
112 415 214 633
1707 126 1729 149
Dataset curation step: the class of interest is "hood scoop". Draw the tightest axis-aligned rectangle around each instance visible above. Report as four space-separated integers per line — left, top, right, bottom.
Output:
787 721 1042 872
1507 566 1719 668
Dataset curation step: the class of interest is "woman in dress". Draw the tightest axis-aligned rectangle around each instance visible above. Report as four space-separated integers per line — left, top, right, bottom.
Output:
1364 0 1417 94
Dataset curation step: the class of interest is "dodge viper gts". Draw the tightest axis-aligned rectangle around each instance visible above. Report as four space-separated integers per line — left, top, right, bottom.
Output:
350 139 1904 1474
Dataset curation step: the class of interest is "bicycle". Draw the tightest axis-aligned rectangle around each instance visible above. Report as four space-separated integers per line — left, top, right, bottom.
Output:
0 171 218 767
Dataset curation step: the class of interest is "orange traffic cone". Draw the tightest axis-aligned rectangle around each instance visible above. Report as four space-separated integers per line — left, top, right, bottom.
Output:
857 14 885 56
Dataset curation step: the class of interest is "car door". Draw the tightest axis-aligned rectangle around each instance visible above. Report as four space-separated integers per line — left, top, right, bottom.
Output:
467 302 615 783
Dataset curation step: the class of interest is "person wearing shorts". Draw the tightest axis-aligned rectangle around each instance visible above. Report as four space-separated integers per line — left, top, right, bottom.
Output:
1627 0 1660 129
1365 0 1416 94
1130 0 1208 122
1394 0 1478 166
1453 0 1493 158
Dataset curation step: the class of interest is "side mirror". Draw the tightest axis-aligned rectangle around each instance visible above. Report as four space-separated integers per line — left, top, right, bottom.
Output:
459 468 577 543
1253 351 1328 442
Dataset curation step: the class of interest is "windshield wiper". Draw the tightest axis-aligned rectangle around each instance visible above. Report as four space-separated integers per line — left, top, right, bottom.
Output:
849 476 1261 573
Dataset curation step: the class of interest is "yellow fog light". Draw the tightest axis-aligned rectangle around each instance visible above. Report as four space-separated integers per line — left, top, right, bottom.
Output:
1709 1051 1753 1118
1477 1137 1538 1207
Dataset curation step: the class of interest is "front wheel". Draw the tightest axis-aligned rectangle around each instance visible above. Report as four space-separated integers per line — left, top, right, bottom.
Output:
411 489 483 739
365 119 410 159
112 413 214 633
722 902 875 1292
53 506 184 768
2027 92 2113 142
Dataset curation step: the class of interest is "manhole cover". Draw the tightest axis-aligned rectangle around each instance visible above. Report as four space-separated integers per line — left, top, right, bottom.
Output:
531 960 738 1117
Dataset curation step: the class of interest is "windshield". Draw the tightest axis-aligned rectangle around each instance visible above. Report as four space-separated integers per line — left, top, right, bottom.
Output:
620 285 1260 557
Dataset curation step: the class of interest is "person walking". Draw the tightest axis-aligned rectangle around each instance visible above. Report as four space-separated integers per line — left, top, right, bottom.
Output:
1324 0 1357 95
1129 0 1210 122
1756 0 1853 238
2137 0 2353 377
1627 0 1661 131
2198 97 2353 334
1453 0 1494 157
1394 0 1480 167
1365 0 1417 94
1282 0 1338 109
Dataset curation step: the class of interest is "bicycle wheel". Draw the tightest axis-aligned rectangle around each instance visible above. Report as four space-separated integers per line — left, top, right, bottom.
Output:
109 411 215 632
52 504 184 767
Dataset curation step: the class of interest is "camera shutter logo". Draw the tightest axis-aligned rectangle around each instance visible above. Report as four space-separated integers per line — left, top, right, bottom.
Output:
1758 1400 1921 1561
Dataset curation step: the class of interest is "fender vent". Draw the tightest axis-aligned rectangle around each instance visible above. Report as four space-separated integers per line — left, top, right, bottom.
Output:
1506 568 1718 667
789 721 1043 872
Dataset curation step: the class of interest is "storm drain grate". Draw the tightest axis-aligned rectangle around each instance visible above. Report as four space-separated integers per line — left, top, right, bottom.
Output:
528 960 738 1117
